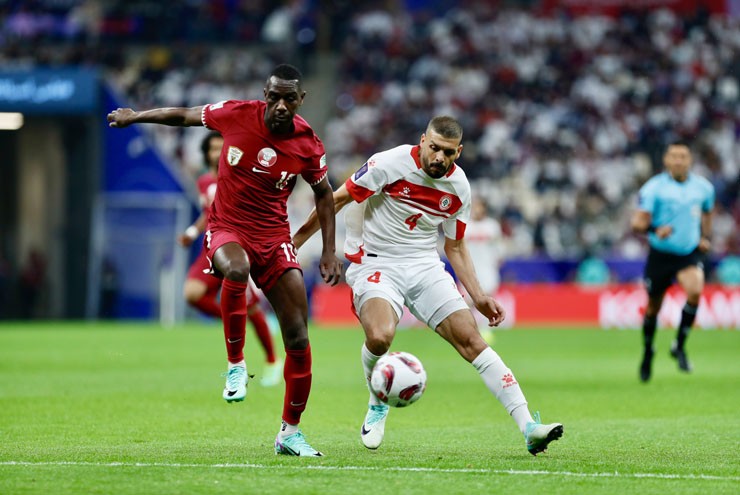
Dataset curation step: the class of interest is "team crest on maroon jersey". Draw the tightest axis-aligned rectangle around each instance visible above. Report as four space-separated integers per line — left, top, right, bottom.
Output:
258 147 278 167
439 195 453 211
227 146 244 166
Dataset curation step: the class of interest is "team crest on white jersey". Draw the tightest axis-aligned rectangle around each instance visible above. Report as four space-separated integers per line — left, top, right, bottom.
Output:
227 146 244 166
439 194 453 211
258 147 278 167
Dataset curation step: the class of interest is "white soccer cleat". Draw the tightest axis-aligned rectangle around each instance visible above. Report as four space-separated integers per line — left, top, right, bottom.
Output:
361 404 389 449
524 412 563 456
260 359 283 387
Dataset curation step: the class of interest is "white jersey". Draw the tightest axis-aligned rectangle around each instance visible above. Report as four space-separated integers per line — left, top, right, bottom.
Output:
464 217 503 293
344 144 471 261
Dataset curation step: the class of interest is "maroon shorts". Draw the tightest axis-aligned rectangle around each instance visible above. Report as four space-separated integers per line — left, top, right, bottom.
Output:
204 226 301 292
187 249 221 288
188 247 261 308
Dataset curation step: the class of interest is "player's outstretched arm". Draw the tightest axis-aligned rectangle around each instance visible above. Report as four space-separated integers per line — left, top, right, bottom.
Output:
444 237 505 326
107 106 205 128
311 178 345 286
293 183 353 250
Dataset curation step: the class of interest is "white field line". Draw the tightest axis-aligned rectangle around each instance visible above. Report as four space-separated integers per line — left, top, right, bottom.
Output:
0 461 738 482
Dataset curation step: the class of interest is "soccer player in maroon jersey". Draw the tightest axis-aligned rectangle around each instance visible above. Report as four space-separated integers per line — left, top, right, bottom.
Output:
108 64 343 457
177 132 282 388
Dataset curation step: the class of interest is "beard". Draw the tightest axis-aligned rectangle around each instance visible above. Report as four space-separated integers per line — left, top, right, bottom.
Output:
424 161 448 178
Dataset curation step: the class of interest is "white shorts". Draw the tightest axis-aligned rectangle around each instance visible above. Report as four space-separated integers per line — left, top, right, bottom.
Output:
345 257 469 330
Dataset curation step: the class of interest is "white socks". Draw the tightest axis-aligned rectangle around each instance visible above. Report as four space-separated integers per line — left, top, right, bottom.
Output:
361 343 386 406
278 420 299 439
228 360 246 369
471 347 533 433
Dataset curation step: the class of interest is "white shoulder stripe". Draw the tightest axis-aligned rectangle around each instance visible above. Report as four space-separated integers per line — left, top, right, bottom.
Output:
201 105 210 129
309 171 327 187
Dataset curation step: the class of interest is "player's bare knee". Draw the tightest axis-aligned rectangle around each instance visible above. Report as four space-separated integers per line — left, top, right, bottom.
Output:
365 329 393 355
685 291 702 306
283 332 309 350
220 264 250 283
184 291 200 305
276 312 309 349
183 282 205 304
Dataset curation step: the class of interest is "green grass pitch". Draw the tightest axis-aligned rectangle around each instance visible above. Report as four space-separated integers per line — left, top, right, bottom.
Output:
1 321 738 494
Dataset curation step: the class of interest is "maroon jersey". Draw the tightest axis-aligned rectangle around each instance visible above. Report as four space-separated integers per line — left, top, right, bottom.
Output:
195 170 217 217
201 100 327 241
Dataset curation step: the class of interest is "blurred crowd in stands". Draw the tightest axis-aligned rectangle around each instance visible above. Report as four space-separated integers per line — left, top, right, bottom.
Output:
1 0 738 267
328 3 740 264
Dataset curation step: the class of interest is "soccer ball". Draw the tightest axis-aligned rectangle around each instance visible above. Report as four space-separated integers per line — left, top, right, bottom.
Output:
370 352 427 407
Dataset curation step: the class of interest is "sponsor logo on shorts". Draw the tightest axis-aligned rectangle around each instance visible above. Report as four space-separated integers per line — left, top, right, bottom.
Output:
257 147 278 167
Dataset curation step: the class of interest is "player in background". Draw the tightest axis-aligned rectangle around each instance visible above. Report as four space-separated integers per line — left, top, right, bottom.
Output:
631 142 715 382
462 196 504 344
108 64 343 457
177 132 282 388
294 116 563 455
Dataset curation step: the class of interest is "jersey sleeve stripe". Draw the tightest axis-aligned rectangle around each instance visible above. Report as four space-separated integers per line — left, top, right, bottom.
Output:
309 171 327 187
345 244 364 264
201 105 211 129
346 179 374 202
456 219 466 240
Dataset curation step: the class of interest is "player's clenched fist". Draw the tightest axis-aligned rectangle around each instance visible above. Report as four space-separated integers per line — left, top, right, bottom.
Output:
107 108 136 128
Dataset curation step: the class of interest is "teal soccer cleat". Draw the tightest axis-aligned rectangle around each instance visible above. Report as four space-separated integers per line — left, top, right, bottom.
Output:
525 411 564 456
260 359 284 387
360 404 390 450
274 430 324 457
222 365 247 403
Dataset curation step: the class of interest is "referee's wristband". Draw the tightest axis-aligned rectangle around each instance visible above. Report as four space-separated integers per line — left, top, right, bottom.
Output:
185 225 200 240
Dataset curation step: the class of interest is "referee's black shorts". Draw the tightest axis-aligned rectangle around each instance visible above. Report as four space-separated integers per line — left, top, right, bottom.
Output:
643 246 705 297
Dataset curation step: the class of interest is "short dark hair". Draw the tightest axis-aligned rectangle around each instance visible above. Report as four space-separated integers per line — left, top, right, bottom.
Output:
269 64 303 84
427 116 463 140
200 132 222 164
667 140 692 150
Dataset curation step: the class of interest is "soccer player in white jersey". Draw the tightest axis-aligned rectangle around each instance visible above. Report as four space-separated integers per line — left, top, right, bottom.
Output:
464 196 504 343
294 116 563 455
